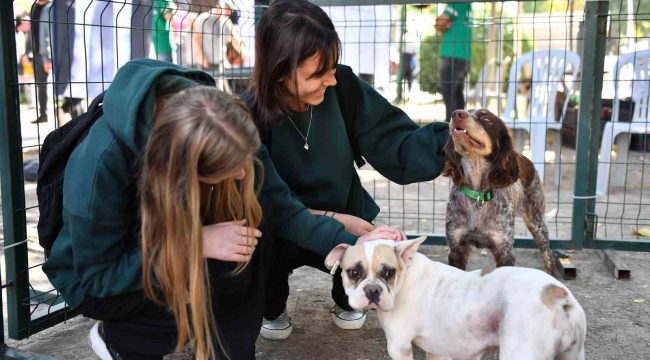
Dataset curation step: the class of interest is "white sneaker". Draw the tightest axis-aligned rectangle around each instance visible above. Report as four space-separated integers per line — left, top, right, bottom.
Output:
260 310 293 340
88 321 114 360
330 305 367 330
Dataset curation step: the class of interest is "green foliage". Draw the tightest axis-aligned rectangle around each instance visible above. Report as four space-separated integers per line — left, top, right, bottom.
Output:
607 0 650 41
522 0 585 14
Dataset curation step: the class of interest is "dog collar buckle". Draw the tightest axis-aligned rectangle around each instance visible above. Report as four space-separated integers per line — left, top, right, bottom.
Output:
460 185 493 208
476 195 486 209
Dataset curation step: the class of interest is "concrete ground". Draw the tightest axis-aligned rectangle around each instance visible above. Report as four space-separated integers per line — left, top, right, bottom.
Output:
4 246 650 359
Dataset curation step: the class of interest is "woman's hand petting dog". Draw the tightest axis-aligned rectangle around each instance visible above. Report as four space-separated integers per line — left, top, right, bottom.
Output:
333 213 375 236
202 220 261 262
356 227 407 244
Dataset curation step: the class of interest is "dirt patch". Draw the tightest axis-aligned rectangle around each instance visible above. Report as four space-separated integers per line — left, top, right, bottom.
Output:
7 246 650 359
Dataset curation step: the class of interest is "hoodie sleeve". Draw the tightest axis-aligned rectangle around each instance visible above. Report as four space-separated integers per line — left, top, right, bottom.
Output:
354 78 449 185
257 145 358 256
63 125 143 299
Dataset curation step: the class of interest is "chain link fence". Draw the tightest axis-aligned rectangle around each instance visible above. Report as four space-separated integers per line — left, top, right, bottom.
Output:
1 0 649 345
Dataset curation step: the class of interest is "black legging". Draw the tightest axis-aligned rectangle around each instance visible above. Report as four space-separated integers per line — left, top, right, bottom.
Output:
81 199 274 360
264 238 352 321
440 57 470 123
34 58 49 118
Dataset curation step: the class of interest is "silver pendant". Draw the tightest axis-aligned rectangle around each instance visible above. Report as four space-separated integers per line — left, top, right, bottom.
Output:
304 142 309 150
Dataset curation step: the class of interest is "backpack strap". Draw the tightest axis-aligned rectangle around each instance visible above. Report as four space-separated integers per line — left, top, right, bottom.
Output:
335 65 366 168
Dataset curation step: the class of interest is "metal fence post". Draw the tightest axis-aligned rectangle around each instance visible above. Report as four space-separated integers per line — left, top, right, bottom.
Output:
572 0 609 250
0 0 32 340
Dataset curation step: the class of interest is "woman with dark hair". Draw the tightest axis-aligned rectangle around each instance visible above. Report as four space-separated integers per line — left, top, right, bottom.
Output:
243 0 449 340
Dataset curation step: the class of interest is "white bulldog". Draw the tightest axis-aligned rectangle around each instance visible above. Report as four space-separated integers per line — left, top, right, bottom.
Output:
325 237 586 360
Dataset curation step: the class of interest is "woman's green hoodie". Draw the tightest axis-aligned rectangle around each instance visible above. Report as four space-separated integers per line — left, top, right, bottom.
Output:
42 59 357 309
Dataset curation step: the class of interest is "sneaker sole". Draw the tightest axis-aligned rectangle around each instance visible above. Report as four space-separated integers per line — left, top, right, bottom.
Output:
331 313 366 330
88 322 113 360
259 324 293 340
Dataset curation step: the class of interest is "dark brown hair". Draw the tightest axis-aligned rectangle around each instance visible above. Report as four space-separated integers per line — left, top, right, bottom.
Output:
246 0 341 131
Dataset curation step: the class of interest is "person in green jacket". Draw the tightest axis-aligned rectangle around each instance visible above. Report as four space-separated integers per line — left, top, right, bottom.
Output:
243 0 449 340
42 59 401 360
152 0 176 63
435 3 473 122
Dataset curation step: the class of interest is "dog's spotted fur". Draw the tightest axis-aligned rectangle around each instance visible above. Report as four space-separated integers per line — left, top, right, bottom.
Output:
443 109 556 275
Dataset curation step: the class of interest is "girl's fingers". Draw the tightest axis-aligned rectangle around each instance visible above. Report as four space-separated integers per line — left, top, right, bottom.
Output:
238 244 255 255
235 226 262 238
237 235 259 246
373 227 405 240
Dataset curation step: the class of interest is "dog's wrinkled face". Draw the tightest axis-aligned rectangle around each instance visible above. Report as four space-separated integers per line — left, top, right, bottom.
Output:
443 109 519 189
324 237 426 312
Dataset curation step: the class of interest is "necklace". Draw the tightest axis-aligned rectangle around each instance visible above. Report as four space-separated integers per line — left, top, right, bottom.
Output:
287 105 312 150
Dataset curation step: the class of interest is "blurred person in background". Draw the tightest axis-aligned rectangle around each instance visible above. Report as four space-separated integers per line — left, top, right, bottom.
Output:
15 9 34 109
435 3 473 122
152 0 176 63
401 28 417 101
193 0 248 92
193 3 232 71
30 0 53 124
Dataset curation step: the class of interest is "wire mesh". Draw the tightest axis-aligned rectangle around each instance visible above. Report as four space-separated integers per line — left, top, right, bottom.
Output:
318 1 586 240
593 0 650 240
5 0 257 340
1 0 650 341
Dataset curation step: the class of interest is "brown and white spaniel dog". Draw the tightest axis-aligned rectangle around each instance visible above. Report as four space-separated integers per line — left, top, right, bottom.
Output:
442 109 556 276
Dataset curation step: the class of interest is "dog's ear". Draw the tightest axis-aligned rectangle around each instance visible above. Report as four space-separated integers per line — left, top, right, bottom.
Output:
441 134 464 186
395 236 426 267
487 128 519 189
325 243 350 270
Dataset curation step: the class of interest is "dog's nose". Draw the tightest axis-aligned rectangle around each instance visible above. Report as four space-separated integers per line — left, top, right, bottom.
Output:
364 284 382 304
452 110 468 122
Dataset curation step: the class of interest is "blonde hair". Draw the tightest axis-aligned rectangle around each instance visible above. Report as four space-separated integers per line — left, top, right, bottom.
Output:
141 86 262 360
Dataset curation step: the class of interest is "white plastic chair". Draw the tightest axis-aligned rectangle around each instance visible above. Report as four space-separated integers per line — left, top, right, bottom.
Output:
596 50 650 196
502 49 581 185
465 61 508 113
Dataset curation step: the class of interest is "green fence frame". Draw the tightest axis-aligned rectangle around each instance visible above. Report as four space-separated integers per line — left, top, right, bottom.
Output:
1 0 31 341
1 0 649 345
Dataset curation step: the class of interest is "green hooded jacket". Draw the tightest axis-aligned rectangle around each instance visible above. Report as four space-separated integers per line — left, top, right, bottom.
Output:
42 59 357 309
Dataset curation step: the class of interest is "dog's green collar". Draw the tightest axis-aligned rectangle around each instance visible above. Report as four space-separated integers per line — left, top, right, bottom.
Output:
460 184 494 208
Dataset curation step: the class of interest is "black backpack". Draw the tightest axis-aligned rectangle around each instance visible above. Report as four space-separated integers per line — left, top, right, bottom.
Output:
262 64 366 168
36 92 134 256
